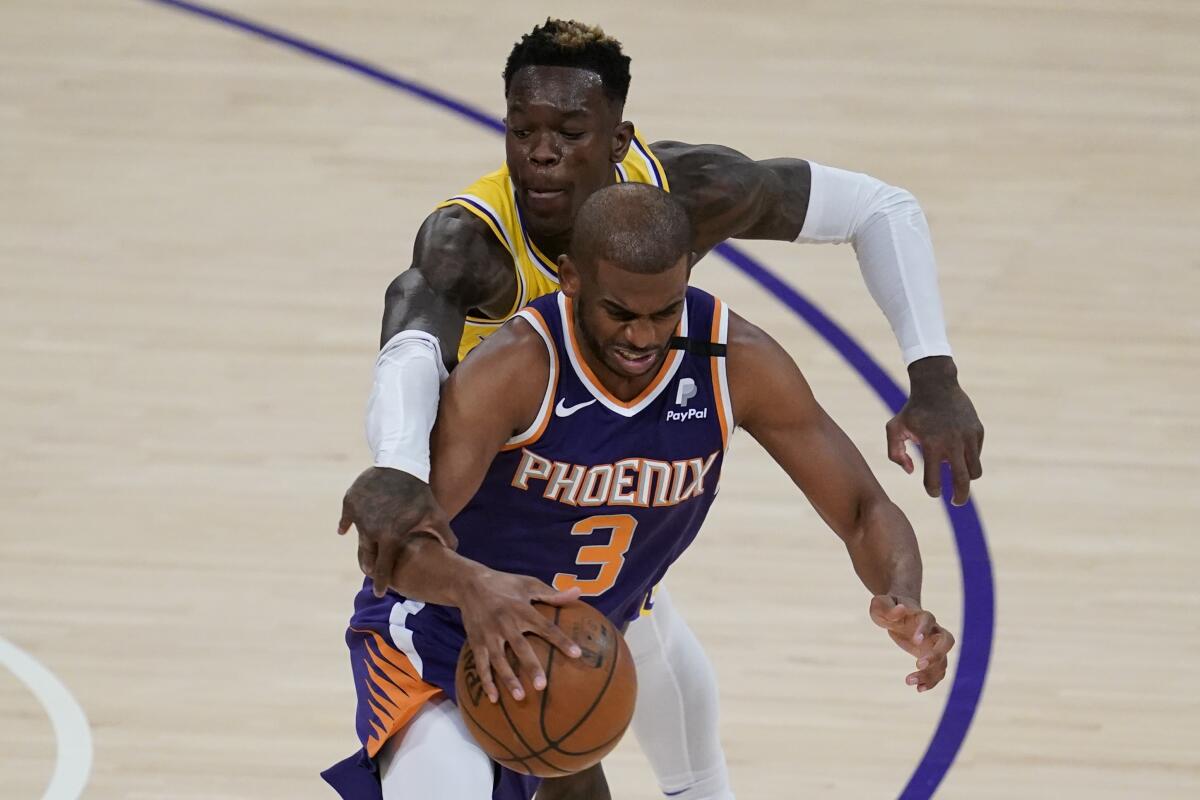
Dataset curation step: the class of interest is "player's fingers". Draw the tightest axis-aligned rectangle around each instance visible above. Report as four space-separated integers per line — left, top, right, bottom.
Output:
948 449 971 507
357 539 377 578
507 630 547 692
921 442 944 499
911 611 936 645
910 657 948 692
871 595 913 629
490 635 525 701
965 438 983 481
529 582 582 606
885 419 916 474
471 643 500 704
338 495 354 536
925 627 955 657
370 536 401 598
530 615 582 659
869 594 897 627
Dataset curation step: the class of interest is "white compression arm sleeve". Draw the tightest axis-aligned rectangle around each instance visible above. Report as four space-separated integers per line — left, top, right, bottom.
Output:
365 330 450 483
797 162 952 365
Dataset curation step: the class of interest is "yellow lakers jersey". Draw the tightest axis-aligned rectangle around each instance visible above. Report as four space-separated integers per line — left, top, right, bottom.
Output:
437 132 670 362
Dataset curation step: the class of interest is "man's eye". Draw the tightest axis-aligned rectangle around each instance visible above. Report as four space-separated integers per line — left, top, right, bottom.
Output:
562 130 585 140
510 129 530 139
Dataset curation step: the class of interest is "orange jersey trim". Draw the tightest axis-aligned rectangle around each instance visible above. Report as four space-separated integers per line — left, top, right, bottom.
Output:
563 296 682 410
502 307 559 451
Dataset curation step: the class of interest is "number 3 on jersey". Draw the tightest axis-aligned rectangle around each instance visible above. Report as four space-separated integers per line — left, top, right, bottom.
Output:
552 514 638 596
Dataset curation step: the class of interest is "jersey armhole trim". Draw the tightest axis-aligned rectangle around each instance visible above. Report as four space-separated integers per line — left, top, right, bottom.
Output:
632 133 670 192
711 299 734 449
502 308 558 451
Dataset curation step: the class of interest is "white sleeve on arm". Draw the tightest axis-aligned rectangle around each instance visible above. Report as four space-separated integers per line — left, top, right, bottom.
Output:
365 330 450 483
797 162 953 365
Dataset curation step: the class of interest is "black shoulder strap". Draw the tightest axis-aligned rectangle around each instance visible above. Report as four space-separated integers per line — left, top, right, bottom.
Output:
669 336 727 357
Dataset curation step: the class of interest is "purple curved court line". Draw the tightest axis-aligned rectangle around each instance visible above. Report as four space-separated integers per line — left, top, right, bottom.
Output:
143 1 995 796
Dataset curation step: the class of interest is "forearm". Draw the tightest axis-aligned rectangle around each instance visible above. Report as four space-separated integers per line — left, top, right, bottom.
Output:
389 533 488 606
796 163 952 366
842 496 923 602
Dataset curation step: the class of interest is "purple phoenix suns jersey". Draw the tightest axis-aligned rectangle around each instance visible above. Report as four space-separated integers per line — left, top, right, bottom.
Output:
453 286 733 624
324 287 735 800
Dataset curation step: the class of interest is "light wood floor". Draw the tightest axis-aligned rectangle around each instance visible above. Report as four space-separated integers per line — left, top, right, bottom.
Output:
2 1 1197 797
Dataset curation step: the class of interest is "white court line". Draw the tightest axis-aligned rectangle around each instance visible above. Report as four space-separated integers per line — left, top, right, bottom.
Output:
0 635 93 799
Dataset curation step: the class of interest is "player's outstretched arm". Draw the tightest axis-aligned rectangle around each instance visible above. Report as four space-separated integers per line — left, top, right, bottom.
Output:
727 312 955 692
381 318 584 703
339 205 515 596
655 140 984 506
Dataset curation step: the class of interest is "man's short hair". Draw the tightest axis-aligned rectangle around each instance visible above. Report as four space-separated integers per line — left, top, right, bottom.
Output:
570 184 693 275
503 19 632 104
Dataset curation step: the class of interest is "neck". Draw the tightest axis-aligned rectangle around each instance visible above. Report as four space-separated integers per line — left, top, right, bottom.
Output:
528 230 572 263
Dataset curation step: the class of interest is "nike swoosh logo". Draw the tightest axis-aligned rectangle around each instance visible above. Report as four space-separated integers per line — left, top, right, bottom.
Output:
555 398 597 418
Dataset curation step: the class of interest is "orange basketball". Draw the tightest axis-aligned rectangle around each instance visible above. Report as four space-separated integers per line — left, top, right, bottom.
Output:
454 601 637 777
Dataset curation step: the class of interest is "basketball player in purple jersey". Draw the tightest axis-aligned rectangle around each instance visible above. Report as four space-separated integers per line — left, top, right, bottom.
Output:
338 19 980 800
325 184 954 800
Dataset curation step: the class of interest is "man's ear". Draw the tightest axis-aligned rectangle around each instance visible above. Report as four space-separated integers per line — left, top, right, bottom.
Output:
611 119 635 163
558 254 581 298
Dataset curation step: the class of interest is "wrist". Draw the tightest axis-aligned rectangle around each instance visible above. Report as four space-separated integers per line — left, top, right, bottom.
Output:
907 356 958 395
445 560 492 609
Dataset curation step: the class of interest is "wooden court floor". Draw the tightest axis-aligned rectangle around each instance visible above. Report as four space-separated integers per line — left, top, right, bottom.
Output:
2 1 1197 797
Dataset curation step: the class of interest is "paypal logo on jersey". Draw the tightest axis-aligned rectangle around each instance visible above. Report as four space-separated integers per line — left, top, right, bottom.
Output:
675 378 697 407
668 378 708 422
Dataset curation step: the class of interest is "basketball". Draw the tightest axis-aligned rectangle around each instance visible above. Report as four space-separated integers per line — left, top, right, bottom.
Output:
454 600 637 777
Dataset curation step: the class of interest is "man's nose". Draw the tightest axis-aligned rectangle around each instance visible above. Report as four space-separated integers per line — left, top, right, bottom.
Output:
624 319 656 350
528 133 560 166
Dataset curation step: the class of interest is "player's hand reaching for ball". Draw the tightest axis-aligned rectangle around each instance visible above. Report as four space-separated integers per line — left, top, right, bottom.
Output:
338 466 457 597
454 569 583 704
869 594 955 692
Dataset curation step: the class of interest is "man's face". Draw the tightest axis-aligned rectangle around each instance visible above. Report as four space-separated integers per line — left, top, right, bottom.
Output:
561 255 690 380
505 66 633 241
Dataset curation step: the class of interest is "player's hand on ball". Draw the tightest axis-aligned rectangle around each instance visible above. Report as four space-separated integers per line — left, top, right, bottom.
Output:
869 594 955 693
456 569 583 703
338 466 457 598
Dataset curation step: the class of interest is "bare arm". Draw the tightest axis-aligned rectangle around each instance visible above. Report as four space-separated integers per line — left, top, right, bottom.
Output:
727 312 954 691
726 312 921 599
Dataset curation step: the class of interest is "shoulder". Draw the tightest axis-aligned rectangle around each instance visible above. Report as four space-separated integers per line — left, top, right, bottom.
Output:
409 204 512 298
446 314 551 405
415 204 509 264
724 311 816 426
725 310 783 369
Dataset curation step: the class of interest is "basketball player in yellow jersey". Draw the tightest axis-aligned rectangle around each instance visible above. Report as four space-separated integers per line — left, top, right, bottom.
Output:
338 19 984 800
436 128 669 364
